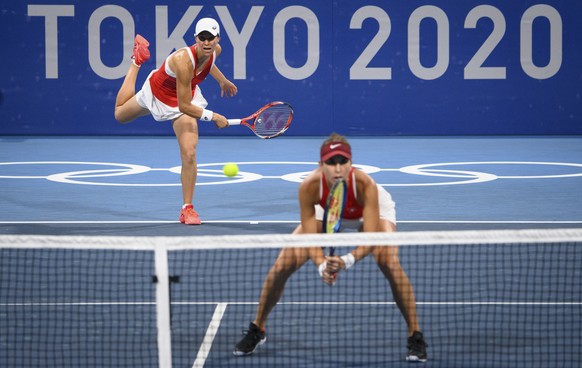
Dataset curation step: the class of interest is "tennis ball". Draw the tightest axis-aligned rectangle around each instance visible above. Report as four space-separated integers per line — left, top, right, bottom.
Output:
223 163 239 177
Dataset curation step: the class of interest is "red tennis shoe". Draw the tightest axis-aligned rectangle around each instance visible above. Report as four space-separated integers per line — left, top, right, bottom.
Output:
179 204 201 225
131 34 150 66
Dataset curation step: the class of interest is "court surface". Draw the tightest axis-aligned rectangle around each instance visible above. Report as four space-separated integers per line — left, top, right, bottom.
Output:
1 136 581 233
1 136 581 367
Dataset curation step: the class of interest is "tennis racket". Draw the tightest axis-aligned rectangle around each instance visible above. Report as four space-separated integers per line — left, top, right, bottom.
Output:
322 179 347 282
227 101 293 139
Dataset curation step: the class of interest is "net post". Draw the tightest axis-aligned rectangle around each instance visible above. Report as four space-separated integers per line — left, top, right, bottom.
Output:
155 243 172 368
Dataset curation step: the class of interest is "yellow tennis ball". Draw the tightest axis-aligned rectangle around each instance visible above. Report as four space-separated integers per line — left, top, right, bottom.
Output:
223 163 239 177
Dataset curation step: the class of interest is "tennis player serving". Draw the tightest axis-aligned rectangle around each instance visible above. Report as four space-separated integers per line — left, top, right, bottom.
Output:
114 18 237 225
233 133 428 362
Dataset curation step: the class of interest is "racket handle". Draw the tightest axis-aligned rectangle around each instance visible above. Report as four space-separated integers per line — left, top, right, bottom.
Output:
227 119 241 126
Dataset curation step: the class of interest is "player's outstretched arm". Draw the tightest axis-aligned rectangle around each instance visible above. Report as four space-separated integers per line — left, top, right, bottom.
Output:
210 64 237 97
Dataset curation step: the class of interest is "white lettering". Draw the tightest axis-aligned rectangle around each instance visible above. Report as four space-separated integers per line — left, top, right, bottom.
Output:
27 5 75 79
464 5 506 80
521 4 562 80
273 6 319 80
216 6 263 79
26 4 565 82
88 5 134 79
349 6 392 80
408 6 449 80
155 6 201 67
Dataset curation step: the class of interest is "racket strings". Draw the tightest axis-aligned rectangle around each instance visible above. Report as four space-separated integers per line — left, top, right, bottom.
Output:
255 105 292 137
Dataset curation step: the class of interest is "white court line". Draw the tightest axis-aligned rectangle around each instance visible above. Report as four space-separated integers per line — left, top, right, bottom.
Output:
0 302 155 306
175 301 582 306
2 301 581 307
1 220 582 224
0 220 293 224
192 303 227 368
398 220 582 224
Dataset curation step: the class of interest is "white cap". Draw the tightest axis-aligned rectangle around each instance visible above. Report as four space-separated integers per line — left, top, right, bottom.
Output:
195 18 220 37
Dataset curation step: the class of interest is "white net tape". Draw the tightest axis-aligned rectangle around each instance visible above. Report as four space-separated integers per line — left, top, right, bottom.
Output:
1 228 582 250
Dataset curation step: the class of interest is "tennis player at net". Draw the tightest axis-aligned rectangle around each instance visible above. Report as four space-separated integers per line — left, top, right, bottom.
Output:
233 133 428 362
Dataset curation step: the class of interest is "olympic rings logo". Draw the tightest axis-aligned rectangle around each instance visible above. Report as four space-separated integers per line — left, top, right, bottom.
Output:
1 161 581 187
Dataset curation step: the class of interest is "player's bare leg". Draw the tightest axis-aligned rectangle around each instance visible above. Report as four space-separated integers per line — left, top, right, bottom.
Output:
173 115 199 205
114 35 150 123
374 219 428 361
254 223 326 327
254 230 311 328
115 65 139 108
234 226 310 356
374 245 420 335
173 115 201 225
114 66 147 123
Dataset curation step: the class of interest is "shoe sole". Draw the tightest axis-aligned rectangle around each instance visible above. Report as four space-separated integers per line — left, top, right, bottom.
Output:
184 215 201 225
180 213 201 225
232 337 266 356
132 35 150 65
180 219 202 225
135 34 150 47
406 355 427 363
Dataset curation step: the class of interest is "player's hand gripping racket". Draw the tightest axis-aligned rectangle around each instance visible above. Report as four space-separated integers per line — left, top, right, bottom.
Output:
321 178 347 284
227 101 293 139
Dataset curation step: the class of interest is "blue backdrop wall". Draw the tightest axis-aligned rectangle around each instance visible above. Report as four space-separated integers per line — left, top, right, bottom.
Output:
1 1 581 136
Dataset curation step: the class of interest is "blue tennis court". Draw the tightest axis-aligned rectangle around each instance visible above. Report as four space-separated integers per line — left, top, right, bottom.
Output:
1 136 581 367
1 136 581 231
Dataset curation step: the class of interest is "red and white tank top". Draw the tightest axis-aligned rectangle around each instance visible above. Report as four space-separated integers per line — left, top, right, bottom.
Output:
149 45 215 107
318 168 363 220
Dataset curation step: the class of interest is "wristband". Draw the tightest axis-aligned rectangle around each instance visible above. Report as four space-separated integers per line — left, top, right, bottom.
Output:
200 109 213 122
318 262 327 277
340 253 355 270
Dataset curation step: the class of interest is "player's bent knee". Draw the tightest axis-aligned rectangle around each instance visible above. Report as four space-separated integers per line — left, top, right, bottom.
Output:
374 247 402 268
271 249 305 275
268 261 297 280
114 109 135 124
114 111 126 124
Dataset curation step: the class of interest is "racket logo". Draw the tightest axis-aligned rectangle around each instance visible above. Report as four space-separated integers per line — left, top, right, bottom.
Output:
323 179 347 234
326 198 341 223
260 112 284 131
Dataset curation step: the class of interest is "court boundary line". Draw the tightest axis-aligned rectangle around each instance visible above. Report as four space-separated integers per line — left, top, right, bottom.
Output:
192 303 227 368
2 301 581 307
1 220 582 224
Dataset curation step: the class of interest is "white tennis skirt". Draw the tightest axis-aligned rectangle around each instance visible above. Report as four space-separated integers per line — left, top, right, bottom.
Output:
135 70 208 122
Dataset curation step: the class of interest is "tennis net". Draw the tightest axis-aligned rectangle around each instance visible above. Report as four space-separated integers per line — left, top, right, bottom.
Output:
1 228 581 367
